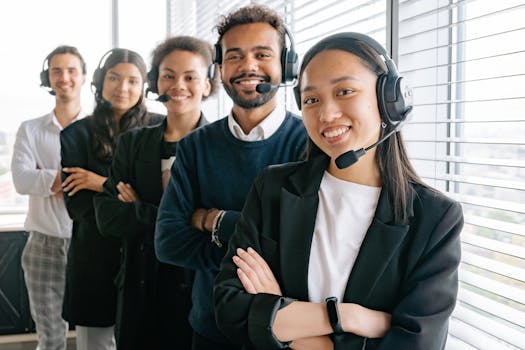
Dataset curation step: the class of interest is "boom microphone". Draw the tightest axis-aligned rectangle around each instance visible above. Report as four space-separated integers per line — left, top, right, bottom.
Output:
255 83 279 94
335 125 400 169
156 94 170 102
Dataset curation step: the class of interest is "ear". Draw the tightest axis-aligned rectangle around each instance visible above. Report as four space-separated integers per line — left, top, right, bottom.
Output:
203 78 211 97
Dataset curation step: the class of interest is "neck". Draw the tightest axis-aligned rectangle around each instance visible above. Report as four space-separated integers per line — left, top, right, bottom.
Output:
164 110 201 142
327 149 382 187
54 98 81 129
231 98 276 134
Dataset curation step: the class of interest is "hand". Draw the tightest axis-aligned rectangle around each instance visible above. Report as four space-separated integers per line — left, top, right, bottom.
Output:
161 169 170 191
51 170 63 198
62 167 106 195
233 247 282 296
116 182 139 202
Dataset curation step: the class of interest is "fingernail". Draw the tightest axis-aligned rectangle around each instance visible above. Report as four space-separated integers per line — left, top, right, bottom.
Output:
237 248 245 255
247 247 255 253
232 256 239 262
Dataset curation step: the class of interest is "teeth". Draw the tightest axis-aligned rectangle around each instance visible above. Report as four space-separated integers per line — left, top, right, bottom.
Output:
323 127 349 138
238 80 261 85
170 95 189 100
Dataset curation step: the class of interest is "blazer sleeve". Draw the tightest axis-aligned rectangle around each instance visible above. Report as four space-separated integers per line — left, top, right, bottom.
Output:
154 139 227 271
376 200 463 350
214 171 295 349
60 125 97 220
94 132 158 238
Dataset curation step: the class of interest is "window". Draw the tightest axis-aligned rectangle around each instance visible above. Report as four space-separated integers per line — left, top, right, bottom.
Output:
398 0 525 348
0 0 113 227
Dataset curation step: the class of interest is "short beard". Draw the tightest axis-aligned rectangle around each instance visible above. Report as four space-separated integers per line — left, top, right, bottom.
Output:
223 84 277 109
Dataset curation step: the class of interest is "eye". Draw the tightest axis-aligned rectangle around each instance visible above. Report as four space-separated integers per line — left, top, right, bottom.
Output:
129 78 141 86
303 96 319 105
225 54 241 61
256 52 272 59
161 73 174 80
336 88 354 96
108 75 119 82
186 75 199 82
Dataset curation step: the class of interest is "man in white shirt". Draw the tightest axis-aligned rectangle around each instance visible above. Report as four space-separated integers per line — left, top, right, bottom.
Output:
11 45 86 350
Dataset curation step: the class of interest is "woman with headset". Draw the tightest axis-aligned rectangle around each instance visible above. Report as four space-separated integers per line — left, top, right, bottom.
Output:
214 33 463 349
93 36 217 350
60 48 162 350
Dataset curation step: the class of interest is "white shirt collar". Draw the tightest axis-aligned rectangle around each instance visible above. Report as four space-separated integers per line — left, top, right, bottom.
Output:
227 102 286 141
50 109 85 130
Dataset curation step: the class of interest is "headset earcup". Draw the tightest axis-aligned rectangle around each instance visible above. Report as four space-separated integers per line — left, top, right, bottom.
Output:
92 67 104 98
207 63 216 80
214 43 222 64
281 48 298 83
40 69 50 88
147 69 158 94
376 74 391 124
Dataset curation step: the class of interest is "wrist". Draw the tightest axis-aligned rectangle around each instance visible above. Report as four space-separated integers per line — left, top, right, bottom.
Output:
325 297 344 334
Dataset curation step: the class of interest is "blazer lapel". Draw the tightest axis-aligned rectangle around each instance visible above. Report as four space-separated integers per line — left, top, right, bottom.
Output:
135 122 165 203
279 155 329 300
342 189 411 303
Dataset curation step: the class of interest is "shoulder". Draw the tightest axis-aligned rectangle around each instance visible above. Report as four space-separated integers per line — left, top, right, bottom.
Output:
412 185 462 215
256 160 307 188
18 113 51 131
146 112 165 126
60 116 92 145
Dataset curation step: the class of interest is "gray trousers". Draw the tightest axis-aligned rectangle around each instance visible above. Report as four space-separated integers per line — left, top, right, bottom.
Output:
21 231 70 350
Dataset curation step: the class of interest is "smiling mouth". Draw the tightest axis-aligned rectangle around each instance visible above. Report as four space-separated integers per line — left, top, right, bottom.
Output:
323 126 350 138
169 95 190 100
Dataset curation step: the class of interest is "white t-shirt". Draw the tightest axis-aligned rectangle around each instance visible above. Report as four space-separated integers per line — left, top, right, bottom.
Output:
308 171 381 302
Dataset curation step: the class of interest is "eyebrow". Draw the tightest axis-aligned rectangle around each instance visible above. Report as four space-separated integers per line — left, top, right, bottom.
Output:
301 76 360 93
224 45 275 55
160 67 199 74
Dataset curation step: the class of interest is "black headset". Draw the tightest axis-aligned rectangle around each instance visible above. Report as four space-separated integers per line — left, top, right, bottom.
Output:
91 48 121 99
40 51 87 95
294 32 413 127
213 24 299 84
146 61 216 95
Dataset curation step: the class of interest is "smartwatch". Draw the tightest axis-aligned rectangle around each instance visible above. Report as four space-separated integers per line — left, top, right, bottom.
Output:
325 296 344 334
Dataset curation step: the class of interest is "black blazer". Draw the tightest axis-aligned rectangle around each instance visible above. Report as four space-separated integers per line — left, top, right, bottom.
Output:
60 114 163 327
214 155 463 350
93 116 206 349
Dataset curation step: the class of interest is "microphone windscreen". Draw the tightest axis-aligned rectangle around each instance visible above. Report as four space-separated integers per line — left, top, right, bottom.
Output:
335 148 366 169
256 83 274 94
156 94 170 102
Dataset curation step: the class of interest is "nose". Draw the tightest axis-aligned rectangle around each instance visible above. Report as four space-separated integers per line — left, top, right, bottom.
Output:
239 54 258 72
171 76 187 90
318 98 343 122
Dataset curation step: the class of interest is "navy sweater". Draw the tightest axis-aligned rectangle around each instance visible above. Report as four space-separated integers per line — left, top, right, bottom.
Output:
155 112 307 343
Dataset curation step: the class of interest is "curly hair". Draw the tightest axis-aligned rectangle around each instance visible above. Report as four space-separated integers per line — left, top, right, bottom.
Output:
149 36 218 98
215 4 286 50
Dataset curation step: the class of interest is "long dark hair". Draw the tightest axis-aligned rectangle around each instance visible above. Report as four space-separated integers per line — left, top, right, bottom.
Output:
91 48 149 162
298 34 429 224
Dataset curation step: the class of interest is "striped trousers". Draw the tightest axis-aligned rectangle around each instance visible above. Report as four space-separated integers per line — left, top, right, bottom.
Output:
21 231 70 350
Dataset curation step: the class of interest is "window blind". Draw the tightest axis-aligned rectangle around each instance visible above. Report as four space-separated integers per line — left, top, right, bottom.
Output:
397 0 525 348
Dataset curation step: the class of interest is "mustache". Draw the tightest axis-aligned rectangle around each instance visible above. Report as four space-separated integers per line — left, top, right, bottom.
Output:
229 73 270 85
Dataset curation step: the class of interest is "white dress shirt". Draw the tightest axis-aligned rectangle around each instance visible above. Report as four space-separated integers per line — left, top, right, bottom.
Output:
227 102 286 141
11 111 84 238
308 171 381 303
